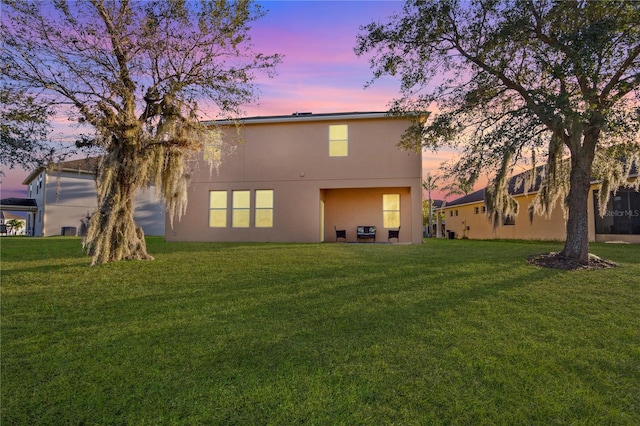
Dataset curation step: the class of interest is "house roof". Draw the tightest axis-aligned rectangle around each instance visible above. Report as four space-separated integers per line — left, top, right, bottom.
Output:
0 198 38 212
208 111 426 126
22 156 101 185
1 211 26 220
442 189 486 208
442 166 552 209
441 160 638 209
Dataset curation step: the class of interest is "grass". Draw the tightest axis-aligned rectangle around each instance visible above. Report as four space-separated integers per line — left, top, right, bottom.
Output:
1 237 639 424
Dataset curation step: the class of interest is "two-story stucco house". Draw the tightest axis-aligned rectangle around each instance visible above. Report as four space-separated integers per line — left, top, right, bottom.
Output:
166 112 424 244
22 157 165 237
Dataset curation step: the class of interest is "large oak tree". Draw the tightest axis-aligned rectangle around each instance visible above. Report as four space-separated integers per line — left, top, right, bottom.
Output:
357 0 639 265
2 0 280 264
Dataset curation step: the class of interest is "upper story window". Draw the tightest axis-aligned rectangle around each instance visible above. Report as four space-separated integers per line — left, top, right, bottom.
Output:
204 144 221 163
329 125 348 157
203 130 223 165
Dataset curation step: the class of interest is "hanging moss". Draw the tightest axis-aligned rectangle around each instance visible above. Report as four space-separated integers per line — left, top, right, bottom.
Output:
592 145 640 217
485 150 519 230
82 96 225 265
528 135 572 221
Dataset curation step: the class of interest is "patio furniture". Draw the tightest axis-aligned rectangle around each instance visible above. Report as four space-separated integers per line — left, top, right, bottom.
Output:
334 226 346 242
357 226 376 243
388 226 401 243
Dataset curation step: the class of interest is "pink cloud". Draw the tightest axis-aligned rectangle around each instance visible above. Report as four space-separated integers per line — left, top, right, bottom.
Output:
4 1 439 198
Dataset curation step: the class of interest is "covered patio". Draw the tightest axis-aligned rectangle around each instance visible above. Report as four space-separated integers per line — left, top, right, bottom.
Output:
0 198 38 236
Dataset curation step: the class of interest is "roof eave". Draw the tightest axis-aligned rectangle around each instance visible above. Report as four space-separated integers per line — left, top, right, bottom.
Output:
205 111 428 126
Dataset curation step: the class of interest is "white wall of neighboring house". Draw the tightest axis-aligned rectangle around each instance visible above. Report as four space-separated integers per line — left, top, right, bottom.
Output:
26 170 47 236
25 167 165 237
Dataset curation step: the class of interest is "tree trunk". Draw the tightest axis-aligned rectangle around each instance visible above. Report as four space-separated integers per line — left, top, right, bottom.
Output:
84 150 153 265
559 138 597 264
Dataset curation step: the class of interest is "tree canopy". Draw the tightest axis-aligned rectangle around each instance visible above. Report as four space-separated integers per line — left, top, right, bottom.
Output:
1 85 56 172
2 0 281 264
357 0 640 265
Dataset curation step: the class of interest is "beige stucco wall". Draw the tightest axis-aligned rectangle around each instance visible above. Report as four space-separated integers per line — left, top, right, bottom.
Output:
442 192 569 241
323 187 412 243
167 114 423 243
440 184 639 243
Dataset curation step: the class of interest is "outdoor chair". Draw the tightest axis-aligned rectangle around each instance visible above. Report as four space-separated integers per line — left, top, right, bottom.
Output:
334 226 346 242
388 226 401 243
357 226 376 242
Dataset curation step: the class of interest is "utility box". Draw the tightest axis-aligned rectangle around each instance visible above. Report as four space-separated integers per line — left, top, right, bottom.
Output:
61 226 77 236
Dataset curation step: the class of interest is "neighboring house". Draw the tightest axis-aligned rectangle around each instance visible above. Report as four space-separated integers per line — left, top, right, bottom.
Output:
438 167 639 243
167 112 424 244
21 157 165 237
0 211 27 235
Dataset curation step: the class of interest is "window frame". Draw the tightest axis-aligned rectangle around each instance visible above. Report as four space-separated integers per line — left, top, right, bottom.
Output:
255 189 274 228
503 214 516 226
329 124 348 157
383 193 401 228
208 190 228 228
232 190 251 228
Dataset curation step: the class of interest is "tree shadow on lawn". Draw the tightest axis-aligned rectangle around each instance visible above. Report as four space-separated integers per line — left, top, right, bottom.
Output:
6 250 632 424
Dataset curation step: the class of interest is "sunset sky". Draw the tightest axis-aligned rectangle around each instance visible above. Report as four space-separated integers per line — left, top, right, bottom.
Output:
1 0 459 199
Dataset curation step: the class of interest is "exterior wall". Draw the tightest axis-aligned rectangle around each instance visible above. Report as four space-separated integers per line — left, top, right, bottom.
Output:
25 170 165 237
442 193 568 241
42 171 97 237
27 170 47 236
167 115 423 243
323 187 413 243
441 184 639 243
133 187 166 236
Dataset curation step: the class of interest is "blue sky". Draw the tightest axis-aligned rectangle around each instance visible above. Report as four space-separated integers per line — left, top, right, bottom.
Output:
244 0 404 115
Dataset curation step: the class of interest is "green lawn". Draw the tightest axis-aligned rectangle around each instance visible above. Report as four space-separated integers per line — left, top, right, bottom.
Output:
1 237 639 424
